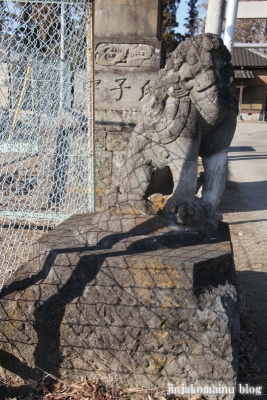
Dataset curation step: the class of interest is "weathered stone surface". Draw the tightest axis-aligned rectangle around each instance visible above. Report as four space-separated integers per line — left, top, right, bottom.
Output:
95 71 158 110
95 109 141 130
95 0 162 41
95 109 124 132
95 130 106 151
106 132 131 151
112 151 126 186
95 150 112 188
95 187 106 211
0 215 239 399
95 43 159 68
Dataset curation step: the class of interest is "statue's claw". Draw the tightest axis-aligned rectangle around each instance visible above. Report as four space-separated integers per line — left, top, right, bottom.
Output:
168 198 223 231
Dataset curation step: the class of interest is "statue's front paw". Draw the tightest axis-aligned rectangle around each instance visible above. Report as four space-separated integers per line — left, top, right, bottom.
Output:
175 199 204 226
167 198 222 231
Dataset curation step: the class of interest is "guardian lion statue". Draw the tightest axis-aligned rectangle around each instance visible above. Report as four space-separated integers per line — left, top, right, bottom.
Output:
102 33 238 231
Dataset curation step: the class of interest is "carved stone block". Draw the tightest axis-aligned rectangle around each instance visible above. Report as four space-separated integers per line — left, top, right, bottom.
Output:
95 43 158 68
95 150 112 189
95 130 106 151
95 71 158 110
0 216 239 400
95 0 162 40
95 109 141 129
106 131 131 151
112 151 126 187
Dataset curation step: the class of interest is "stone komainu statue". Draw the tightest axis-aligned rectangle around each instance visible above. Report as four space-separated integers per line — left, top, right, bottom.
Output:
107 34 238 230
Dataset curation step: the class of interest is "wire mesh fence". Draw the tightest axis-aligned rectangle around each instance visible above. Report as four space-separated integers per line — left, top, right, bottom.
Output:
0 0 94 288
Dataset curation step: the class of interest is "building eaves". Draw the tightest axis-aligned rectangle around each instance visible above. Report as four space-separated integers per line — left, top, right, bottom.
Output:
234 69 254 79
232 47 267 68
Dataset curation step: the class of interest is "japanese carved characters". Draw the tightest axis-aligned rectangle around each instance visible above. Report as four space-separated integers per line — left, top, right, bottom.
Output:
105 34 238 230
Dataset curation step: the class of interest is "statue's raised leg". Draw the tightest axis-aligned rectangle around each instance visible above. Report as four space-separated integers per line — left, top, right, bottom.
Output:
165 136 200 212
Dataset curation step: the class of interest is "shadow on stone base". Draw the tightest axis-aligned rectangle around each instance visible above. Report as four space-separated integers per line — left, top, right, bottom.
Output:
0 213 239 400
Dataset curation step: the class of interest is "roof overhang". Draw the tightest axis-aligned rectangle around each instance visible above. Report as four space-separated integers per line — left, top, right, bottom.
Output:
234 70 254 79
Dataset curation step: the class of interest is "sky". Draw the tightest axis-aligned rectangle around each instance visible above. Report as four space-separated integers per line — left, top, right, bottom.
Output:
176 0 206 35
176 0 189 34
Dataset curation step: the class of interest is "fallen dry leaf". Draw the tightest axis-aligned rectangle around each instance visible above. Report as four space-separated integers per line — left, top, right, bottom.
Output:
153 390 166 400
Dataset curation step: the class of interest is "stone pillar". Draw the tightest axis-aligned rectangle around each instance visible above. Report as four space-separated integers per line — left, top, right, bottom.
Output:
205 0 225 36
94 0 162 209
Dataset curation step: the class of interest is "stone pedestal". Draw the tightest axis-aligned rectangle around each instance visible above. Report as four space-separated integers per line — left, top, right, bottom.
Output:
92 0 162 208
0 213 239 399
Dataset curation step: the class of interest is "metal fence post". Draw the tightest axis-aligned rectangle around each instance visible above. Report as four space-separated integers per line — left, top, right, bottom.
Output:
87 0 95 211
224 0 239 53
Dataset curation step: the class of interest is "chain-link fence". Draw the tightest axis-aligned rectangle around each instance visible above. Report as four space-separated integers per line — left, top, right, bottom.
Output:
0 0 94 288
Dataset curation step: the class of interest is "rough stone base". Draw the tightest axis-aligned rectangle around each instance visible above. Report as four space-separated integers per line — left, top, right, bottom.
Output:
0 214 239 399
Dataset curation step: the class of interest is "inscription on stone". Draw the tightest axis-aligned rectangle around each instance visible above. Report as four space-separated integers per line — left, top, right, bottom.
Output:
139 80 152 101
95 43 153 67
95 74 156 108
110 78 131 101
